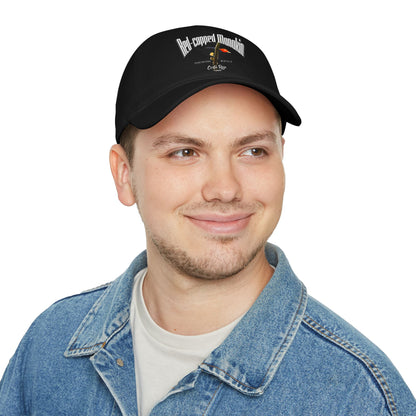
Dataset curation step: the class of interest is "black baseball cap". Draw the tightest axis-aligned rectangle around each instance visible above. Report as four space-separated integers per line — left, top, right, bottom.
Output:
115 25 301 143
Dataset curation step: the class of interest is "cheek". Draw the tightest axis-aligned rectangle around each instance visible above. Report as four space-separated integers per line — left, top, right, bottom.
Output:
135 163 198 218
242 162 285 207
259 166 286 229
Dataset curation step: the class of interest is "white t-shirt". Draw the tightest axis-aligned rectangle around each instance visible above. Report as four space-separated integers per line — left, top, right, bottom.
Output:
130 268 243 416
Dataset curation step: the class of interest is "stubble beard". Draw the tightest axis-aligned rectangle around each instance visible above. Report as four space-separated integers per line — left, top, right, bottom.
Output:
148 230 267 280
133 177 270 280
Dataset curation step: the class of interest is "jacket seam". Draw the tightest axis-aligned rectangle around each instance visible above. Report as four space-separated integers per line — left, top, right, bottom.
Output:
203 364 255 390
80 282 112 294
202 382 222 416
302 314 398 416
68 341 106 352
51 285 109 307
68 318 129 354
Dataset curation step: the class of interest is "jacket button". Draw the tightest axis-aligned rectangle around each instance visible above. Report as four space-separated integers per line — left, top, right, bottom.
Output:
116 358 124 367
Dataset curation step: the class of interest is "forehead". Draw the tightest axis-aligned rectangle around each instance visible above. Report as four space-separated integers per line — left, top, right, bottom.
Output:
135 84 281 146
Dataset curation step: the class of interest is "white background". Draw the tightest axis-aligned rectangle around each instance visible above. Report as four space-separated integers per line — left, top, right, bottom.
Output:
1 0 415 397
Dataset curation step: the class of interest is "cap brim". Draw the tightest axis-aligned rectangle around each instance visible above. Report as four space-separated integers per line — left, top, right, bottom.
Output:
127 79 301 132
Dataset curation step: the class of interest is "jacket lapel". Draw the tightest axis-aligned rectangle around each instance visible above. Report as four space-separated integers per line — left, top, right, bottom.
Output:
90 322 137 416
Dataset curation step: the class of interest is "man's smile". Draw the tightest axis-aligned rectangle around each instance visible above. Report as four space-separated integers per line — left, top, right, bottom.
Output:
184 212 253 234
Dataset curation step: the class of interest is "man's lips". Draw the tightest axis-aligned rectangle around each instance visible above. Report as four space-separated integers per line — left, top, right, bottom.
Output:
184 213 253 234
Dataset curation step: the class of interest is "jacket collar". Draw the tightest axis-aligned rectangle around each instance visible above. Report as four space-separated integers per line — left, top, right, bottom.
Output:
200 244 307 395
64 243 307 399
64 250 147 358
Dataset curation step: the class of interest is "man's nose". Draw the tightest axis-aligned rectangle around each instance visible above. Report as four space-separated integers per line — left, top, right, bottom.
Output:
201 158 242 202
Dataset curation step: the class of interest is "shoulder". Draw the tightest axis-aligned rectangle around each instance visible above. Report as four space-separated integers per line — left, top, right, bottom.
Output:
4 249 147 361
0 282 113 413
298 296 416 415
8 282 112 360
34 282 111 330
3 280 115 372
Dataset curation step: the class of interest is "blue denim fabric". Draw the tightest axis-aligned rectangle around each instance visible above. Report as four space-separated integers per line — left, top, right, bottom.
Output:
1 244 415 415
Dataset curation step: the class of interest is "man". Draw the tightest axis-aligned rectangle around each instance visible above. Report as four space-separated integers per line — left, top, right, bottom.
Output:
0 25 414 415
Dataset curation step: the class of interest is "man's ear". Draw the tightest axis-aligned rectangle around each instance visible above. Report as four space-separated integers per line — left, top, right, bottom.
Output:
109 144 136 206
281 137 285 158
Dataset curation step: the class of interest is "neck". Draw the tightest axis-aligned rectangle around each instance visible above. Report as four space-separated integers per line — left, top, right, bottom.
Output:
142 247 273 335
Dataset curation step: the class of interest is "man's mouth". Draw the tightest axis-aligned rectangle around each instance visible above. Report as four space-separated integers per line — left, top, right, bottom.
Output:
184 213 253 234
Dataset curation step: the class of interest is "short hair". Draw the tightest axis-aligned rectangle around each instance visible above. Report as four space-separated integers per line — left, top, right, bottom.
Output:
119 124 140 166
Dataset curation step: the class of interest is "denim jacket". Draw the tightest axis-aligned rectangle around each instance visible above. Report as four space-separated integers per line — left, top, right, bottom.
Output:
1 244 415 415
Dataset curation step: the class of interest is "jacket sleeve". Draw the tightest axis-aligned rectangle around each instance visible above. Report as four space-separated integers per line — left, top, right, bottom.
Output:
0 323 35 415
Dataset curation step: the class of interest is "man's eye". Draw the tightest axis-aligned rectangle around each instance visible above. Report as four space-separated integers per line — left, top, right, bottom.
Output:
241 148 266 157
170 149 197 158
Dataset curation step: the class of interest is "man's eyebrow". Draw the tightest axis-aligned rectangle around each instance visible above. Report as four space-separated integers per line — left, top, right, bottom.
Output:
151 135 207 149
151 131 278 150
231 131 278 148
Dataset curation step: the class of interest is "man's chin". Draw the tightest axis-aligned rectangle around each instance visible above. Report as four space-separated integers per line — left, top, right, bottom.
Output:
151 235 265 280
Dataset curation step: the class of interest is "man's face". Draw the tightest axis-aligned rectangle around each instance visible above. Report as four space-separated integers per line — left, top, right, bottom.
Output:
129 84 285 280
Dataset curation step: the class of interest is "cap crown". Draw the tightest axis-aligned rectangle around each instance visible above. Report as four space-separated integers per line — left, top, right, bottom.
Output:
116 25 300 142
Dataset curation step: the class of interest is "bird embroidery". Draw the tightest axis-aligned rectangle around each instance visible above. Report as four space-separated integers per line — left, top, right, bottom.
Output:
209 42 231 69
